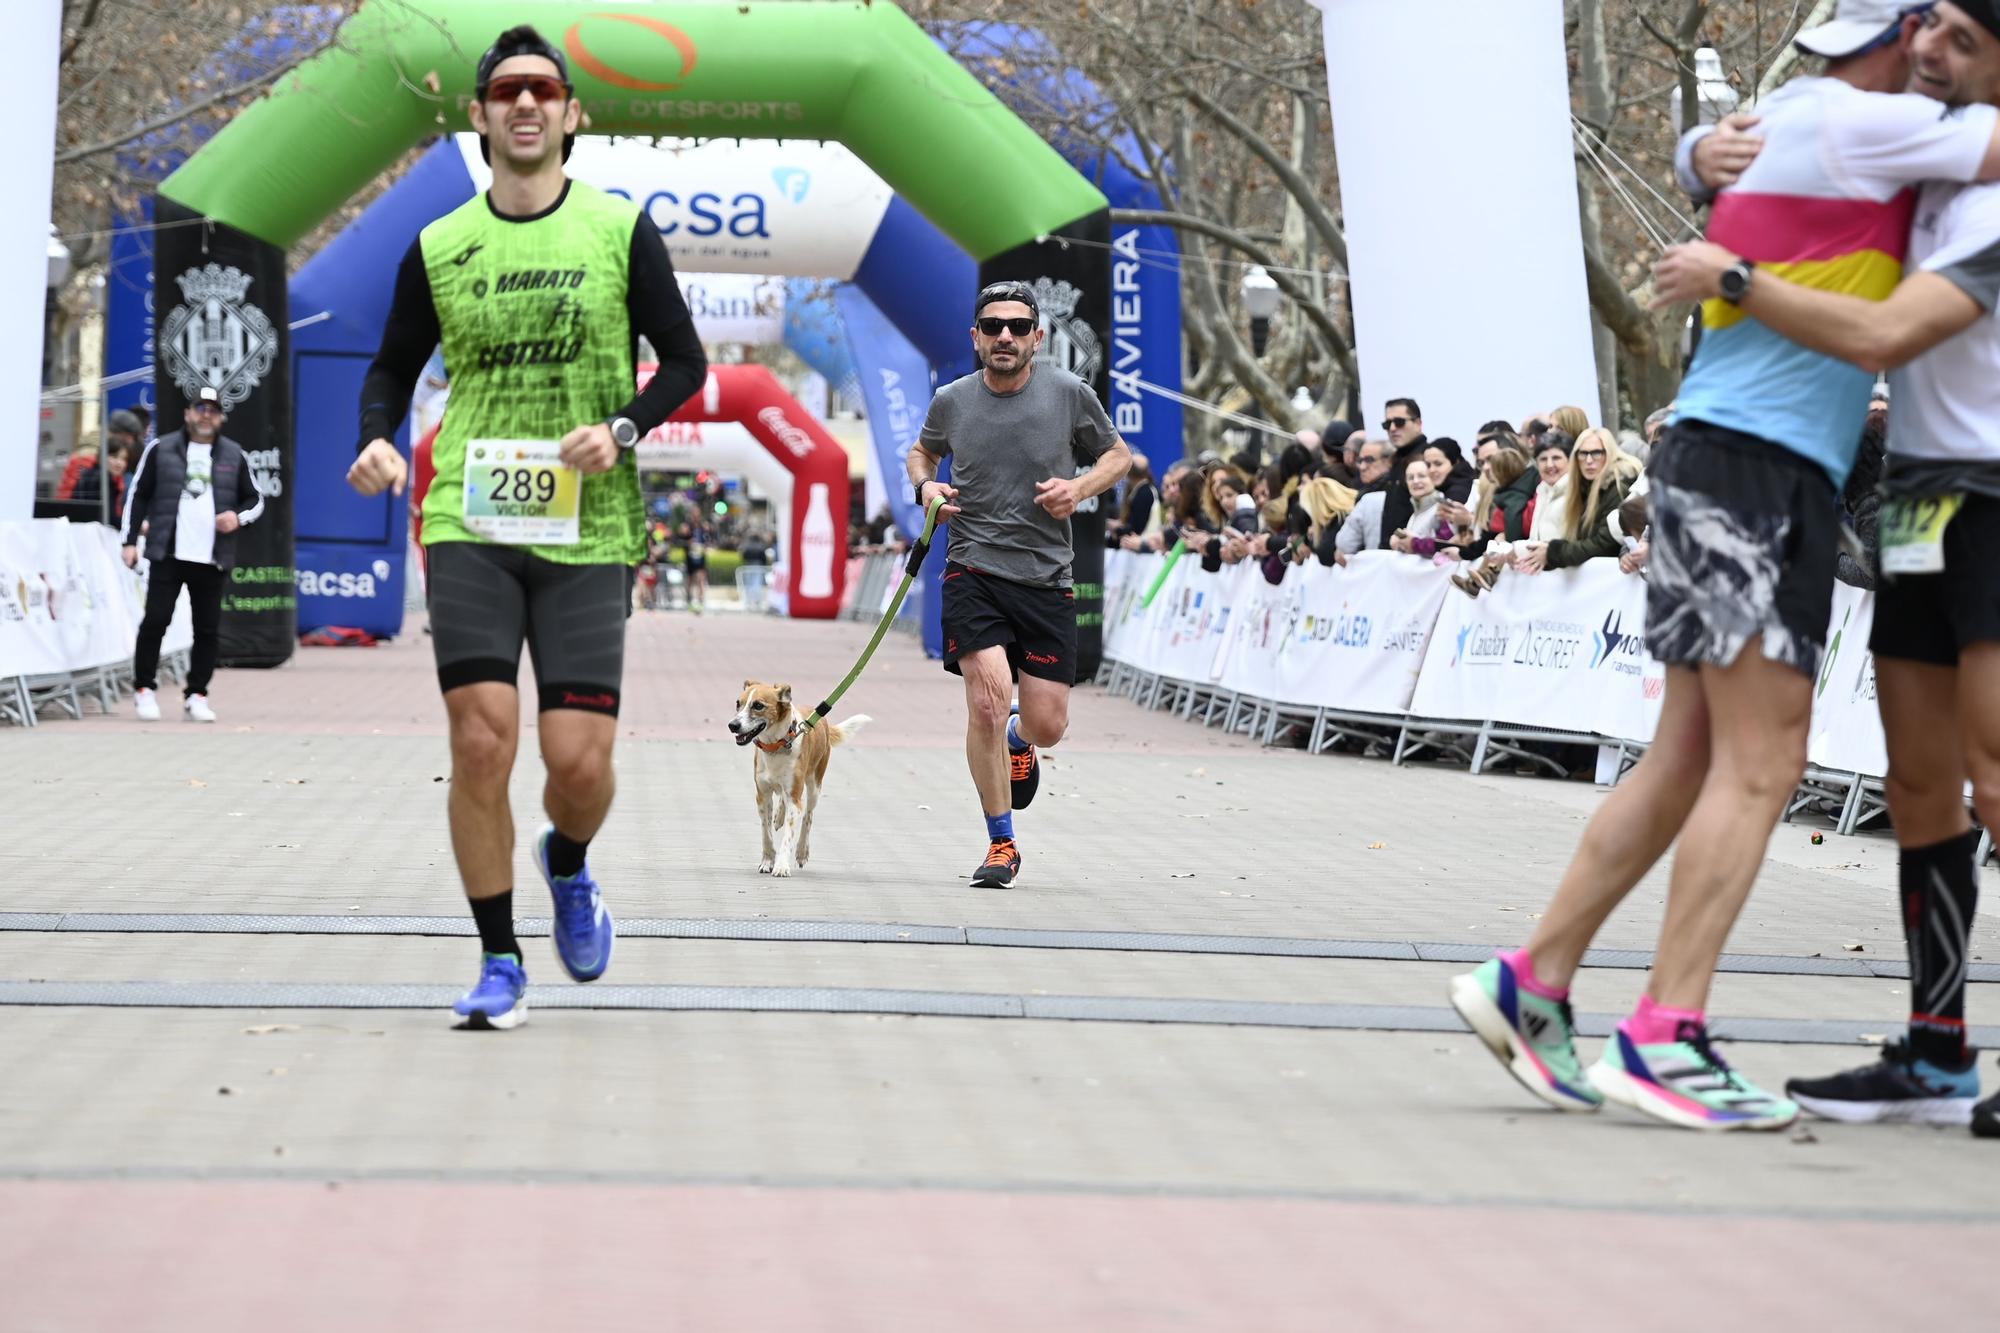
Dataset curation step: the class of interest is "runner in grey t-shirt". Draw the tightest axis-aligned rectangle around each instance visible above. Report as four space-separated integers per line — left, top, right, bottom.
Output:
907 280 1133 888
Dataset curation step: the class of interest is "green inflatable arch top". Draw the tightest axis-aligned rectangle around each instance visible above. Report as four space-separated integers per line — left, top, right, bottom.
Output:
159 0 1106 258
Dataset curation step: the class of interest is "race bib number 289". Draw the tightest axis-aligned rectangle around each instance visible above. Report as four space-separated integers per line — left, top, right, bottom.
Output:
463 440 580 546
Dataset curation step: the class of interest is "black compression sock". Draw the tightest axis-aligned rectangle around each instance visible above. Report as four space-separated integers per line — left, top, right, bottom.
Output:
1901 830 1982 1067
546 829 590 879
469 891 520 960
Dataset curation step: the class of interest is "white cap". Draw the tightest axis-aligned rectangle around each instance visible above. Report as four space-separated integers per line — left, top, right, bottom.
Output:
1794 0 1919 58
1234 493 1256 514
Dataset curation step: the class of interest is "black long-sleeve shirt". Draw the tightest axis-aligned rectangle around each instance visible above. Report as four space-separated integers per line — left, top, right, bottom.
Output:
358 184 706 450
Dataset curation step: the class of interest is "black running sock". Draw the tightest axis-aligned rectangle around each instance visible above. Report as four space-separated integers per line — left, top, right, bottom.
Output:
546 829 590 879
1901 830 1982 1067
469 891 520 960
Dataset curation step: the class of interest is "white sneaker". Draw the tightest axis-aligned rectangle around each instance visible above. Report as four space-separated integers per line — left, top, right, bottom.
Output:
184 694 216 723
134 688 161 722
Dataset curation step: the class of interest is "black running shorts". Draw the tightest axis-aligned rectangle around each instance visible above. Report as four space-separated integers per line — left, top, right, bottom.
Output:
941 561 1077 684
426 540 629 715
1643 419 1837 680
1870 492 2000 667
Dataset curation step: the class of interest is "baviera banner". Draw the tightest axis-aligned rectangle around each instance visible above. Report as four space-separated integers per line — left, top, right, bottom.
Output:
980 207 1112 682
153 196 295 668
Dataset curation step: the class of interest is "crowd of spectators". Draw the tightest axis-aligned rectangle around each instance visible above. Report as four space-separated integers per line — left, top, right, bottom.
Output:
53 407 151 524
1106 395 1692 597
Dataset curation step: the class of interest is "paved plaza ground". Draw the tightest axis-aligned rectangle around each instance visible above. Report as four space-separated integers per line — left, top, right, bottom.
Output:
4 608 1998 1330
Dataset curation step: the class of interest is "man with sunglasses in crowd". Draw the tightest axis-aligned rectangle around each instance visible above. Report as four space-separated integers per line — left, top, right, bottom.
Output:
347 25 707 1030
1656 0 2000 1136
1374 397 1429 548
907 282 1132 888
121 385 264 724
1451 0 2000 1131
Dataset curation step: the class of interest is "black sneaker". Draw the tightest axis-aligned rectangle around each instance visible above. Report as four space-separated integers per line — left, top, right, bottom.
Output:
1974 1087 2000 1138
971 838 1021 888
1009 742 1040 809
1785 1039 1978 1125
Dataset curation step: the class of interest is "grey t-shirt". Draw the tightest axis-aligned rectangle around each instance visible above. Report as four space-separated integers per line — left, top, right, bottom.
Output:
918 363 1119 587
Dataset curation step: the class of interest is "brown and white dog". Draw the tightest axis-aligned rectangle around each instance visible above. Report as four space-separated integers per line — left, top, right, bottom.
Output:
729 680 871 876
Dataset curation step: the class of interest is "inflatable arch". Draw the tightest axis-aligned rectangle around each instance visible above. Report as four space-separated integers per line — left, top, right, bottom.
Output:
153 0 1107 665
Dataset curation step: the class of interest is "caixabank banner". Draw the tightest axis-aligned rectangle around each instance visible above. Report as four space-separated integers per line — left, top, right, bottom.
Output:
154 197 294 667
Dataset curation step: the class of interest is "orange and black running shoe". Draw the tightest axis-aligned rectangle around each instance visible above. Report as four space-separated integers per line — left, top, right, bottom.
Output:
971 837 1022 889
1008 742 1040 809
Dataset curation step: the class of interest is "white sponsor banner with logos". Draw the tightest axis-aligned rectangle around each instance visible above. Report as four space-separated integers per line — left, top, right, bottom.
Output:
0 520 190 685
1411 560 1661 740
459 136 893 279
1105 548 1902 781
1808 582 1887 778
1252 553 1454 713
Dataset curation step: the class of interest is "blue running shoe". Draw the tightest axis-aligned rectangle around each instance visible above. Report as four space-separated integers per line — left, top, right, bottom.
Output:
453 953 528 1030
536 823 614 982
1786 1039 1978 1125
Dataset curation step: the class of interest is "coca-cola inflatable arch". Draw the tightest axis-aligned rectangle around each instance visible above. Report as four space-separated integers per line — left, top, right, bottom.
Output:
654 364 849 619
412 363 848 619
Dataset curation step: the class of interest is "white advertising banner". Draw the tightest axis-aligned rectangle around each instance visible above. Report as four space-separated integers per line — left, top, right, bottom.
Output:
1308 0 1600 441
1410 560 1662 740
1105 544 1894 782
0 520 189 685
459 135 894 279
1257 553 1454 714
1809 583 1887 778
1 3 60 519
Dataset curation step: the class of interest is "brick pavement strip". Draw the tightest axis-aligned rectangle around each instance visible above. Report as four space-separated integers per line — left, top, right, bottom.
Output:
4 611 1997 1326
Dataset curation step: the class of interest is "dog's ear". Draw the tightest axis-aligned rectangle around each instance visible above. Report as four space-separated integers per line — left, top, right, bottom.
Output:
777 684 792 705
742 678 757 690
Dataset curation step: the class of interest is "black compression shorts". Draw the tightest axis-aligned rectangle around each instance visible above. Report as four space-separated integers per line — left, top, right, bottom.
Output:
426 540 630 715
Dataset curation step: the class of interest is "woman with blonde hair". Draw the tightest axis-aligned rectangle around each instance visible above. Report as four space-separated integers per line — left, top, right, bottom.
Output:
1198 461 1250 529
1517 427 1637 573
1548 404 1591 439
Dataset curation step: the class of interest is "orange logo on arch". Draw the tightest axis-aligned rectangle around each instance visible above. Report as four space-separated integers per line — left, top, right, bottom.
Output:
565 13 698 92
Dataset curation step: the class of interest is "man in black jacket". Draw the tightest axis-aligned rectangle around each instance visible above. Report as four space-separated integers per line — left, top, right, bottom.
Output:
121 386 265 722
1374 395 1430 545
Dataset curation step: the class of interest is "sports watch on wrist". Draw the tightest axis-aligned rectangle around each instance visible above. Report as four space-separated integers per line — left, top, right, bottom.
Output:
914 479 931 507
608 416 640 450
1718 259 1756 305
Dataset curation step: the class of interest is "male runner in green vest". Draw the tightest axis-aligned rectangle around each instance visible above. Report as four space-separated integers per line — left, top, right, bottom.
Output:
348 26 707 1029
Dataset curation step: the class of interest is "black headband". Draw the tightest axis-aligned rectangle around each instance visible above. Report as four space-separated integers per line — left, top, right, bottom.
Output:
1959 0 2000 41
974 281 1039 319
475 25 575 165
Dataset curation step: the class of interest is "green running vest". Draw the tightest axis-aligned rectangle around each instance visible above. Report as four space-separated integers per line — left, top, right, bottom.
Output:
419 182 645 565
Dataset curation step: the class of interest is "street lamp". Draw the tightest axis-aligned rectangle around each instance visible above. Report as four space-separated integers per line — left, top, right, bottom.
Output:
1240 264 1280 358
1670 47 1739 129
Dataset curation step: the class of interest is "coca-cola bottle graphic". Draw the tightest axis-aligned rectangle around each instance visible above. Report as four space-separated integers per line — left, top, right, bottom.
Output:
798 482 836 599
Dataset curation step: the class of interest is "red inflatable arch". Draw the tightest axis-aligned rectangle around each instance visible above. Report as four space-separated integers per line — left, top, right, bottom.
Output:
650 363 850 619
409 364 849 618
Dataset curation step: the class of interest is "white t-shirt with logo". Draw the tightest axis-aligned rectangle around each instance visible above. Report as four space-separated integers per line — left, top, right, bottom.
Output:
175 442 218 566
1885 178 2000 498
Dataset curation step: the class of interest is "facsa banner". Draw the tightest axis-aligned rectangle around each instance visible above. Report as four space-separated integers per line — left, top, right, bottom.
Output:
458 135 894 280
1412 560 1661 741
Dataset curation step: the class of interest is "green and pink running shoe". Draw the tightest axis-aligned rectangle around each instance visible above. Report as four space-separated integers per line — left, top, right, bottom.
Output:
1449 957 1603 1112
1587 1021 1797 1132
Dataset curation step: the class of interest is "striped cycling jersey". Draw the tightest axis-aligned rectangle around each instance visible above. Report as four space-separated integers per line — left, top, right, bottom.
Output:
1673 78 1995 488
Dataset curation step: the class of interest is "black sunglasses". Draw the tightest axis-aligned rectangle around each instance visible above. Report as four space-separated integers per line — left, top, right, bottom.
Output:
1382 415 1414 430
188 401 222 413
1573 448 1607 459
977 317 1037 337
